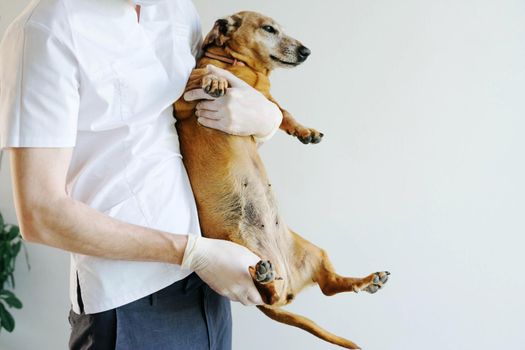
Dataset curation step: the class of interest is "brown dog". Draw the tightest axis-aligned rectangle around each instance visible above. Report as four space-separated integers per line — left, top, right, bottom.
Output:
174 11 389 349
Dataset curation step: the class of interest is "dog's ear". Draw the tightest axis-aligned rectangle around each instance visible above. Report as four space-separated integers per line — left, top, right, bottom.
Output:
202 16 242 49
202 18 230 49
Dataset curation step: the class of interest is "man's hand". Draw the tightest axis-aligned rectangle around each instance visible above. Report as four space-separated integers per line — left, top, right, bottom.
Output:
183 65 282 141
181 235 264 306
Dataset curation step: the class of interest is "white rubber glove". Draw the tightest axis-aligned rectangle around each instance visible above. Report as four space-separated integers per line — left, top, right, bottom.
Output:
181 235 264 306
183 65 282 143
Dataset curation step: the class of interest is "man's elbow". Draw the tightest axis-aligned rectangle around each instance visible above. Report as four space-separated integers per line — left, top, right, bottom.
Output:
15 198 66 244
16 206 46 243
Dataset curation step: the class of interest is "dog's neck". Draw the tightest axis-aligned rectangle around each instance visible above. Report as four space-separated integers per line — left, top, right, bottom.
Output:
203 51 245 66
202 46 270 76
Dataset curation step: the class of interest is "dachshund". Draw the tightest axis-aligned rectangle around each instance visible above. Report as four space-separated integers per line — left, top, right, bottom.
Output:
174 11 389 349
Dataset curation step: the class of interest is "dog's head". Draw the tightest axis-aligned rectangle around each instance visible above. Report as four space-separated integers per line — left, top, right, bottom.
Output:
202 11 311 72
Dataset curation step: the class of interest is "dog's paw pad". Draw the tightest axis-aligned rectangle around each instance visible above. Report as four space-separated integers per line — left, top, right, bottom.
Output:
202 74 228 97
254 260 275 284
296 128 324 144
364 284 381 294
363 271 390 294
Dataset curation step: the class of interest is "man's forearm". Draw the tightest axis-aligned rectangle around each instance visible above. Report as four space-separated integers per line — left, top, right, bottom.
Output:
20 196 189 265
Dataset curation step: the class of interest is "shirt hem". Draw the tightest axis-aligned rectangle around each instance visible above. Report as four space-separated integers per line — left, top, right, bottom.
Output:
74 267 193 314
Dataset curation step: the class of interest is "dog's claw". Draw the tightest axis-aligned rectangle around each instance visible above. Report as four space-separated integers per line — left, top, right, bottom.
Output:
380 273 389 283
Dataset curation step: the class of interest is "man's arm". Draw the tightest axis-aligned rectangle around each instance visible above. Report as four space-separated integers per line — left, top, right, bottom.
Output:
9 147 188 264
9 147 264 305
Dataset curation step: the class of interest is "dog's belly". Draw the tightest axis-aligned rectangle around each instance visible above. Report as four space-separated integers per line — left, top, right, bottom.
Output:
207 163 297 301
232 166 294 274
177 121 297 298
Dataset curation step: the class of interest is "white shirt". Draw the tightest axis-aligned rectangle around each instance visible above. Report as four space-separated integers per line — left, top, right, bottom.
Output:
0 0 203 314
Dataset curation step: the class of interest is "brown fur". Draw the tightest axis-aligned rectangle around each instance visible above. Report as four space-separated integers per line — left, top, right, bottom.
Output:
174 11 389 349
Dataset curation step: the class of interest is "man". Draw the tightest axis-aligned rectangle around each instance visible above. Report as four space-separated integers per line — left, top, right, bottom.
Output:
0 0 282 348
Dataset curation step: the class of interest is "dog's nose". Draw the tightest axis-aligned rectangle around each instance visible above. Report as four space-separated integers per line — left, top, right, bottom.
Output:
297 46 311 61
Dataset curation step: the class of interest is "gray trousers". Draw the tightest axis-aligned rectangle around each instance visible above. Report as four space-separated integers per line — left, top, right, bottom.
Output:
68 273 232 350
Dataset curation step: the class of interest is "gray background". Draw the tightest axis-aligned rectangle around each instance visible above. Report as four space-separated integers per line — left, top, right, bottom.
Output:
1 0 524 349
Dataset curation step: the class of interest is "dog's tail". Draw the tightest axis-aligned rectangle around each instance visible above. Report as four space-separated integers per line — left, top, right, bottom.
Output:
257 306 361 349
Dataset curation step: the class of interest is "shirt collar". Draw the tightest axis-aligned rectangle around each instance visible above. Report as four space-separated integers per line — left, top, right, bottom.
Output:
132 0 166 6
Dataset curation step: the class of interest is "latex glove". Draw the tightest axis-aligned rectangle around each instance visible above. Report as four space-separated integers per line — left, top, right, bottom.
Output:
181 235 264 306
183 65 282 142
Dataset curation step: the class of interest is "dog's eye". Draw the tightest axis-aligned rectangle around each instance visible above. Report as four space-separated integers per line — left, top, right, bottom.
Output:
262 25 277 34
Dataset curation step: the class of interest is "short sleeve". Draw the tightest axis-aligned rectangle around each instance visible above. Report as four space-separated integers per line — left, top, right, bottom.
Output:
0 21 80 150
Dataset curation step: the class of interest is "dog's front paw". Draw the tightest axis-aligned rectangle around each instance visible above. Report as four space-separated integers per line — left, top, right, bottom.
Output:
355 271 390 294
202 74 228 97
290 127 324 144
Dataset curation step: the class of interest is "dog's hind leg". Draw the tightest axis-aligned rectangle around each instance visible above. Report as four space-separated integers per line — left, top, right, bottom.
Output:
288 230 390 295
315 250 390 295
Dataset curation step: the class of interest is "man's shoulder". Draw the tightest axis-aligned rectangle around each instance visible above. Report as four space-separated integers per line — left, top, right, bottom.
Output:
3 0 73 45
167 0 200 27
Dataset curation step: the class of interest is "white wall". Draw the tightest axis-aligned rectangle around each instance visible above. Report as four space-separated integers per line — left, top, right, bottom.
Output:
1 0 525 349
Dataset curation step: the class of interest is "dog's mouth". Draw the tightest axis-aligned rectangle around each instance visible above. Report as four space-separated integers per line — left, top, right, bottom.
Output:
270 55 300 66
